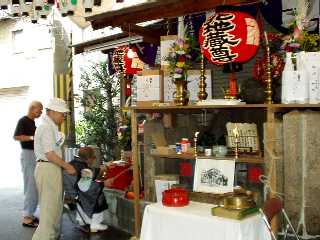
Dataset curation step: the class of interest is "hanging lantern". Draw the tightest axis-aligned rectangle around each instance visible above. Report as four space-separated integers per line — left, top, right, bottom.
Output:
30 9 39 23
60 5 67 16
47 0 55 5
199 11 260 65
20 1 32 16
0 0 9 10
40 4 50 18
59 0 67 17
93 0 100 6
11 0 19 5
83 0 93 13
112 46 144 75
66 0 76 15
10 4 20 16
34 0 44 10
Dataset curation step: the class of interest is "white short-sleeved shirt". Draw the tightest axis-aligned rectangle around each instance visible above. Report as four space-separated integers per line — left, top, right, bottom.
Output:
34 115 63 161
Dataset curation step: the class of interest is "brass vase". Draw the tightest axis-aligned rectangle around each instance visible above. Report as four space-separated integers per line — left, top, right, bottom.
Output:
173 80 189 106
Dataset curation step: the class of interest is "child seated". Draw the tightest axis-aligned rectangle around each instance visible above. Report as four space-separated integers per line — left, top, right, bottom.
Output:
63 147 109 232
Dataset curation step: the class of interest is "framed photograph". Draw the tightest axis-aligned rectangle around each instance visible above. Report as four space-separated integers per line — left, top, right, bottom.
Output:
193 158 235 194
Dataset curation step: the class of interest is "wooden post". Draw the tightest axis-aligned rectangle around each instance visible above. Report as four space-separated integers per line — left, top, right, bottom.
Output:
266 107 279 233
131 109 141 237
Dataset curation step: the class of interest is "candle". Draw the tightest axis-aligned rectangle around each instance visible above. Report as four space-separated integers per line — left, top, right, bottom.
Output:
264 31 269 46
233 125 239 138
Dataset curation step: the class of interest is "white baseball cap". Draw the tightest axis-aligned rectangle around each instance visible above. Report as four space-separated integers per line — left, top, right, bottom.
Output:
46 98 70 113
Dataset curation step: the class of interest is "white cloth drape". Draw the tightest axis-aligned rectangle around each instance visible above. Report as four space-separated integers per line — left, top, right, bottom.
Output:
140 201 271 240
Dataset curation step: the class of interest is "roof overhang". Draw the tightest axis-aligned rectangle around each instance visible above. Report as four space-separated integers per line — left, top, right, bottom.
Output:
86 0 260 30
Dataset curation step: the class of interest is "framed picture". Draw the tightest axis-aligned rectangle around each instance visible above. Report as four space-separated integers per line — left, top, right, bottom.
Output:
193 158 235 194
136 69 164 106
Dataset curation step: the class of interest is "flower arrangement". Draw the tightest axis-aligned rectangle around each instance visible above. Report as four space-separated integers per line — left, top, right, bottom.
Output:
166 36 193 82
281 27 319 52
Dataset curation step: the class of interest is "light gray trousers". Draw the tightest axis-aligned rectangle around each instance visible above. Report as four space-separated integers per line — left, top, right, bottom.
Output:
20 149 38 217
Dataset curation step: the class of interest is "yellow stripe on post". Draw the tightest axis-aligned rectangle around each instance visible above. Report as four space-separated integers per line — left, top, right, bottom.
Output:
54 74 58 98
59 74 65 134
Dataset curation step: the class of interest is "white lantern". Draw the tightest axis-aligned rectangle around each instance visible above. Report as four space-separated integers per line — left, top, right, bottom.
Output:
20 1 32 16
34 0 44 11
66 0 75 15
10 4 20 16
31 10 39 23
59 4 67 17
39 6 50 18
83 0 93 13
47 0 55 5
11 0 19 6
0 0 9 10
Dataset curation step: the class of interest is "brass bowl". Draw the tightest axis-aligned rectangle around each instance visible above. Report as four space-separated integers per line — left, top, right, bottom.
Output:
223 195 256 210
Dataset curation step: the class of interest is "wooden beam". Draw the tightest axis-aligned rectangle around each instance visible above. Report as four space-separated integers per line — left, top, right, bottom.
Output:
86 0 260 30
131 109 141 237
121 24 164 45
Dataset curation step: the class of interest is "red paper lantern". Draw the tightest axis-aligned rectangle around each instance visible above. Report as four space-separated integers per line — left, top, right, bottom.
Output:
199 11 260 65
112 46 144 75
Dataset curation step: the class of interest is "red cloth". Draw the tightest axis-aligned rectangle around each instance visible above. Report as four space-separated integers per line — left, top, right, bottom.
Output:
106 162 133 190
179 162 193 177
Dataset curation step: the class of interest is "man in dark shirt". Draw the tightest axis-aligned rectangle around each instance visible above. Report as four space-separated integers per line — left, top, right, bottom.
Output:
14 101 43 227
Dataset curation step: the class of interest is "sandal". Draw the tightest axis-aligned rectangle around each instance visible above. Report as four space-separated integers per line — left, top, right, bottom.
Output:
32 217 39 223
22 220 38 228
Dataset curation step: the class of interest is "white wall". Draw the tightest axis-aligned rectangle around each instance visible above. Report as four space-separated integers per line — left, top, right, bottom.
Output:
0 19 54 104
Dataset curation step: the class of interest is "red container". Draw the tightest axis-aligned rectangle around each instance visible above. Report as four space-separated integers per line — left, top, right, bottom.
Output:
106 162 133 190
162 188 189 207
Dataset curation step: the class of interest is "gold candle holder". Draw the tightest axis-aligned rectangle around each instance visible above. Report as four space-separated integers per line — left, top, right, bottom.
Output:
264 32 273 104
234 138 239 159
198 54 208 101
194 131 200 158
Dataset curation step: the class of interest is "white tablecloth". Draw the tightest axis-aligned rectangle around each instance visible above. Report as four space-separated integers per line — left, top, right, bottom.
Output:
140 201 271 240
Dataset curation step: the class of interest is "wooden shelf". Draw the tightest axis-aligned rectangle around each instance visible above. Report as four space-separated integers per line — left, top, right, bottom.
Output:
131 103 320 113
150 153 264 164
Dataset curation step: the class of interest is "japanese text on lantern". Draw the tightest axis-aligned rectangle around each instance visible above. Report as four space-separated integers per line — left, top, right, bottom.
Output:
113 47 127 74
202 13 240 63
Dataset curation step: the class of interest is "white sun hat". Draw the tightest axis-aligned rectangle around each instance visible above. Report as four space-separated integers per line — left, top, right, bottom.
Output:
46 98 70 113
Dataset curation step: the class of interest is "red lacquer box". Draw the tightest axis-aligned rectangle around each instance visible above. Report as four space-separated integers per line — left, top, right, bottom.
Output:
162 188 189 207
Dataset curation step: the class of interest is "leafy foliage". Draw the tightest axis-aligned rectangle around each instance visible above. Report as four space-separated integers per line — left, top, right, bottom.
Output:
77 60 120 161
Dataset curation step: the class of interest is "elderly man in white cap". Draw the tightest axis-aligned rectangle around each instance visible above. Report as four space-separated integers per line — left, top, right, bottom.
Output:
32 98 76 240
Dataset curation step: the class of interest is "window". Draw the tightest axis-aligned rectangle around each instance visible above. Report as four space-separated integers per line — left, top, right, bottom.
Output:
12 29 24 54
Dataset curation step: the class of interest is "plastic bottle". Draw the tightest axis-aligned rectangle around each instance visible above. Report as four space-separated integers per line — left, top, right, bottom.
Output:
181 138 191 153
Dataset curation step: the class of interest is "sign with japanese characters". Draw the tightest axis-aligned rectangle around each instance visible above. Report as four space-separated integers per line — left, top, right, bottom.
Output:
199 11 260 65
112 46 144 75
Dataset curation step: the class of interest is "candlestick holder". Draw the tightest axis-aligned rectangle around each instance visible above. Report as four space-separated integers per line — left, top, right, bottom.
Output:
234 138 239 159
198 54 208 101
264 33 273 104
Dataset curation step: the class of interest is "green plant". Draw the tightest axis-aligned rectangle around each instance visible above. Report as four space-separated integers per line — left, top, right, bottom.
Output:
77 60 120 161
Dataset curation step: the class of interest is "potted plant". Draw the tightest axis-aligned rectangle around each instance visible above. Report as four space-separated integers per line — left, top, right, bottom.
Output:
76 60 121 162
